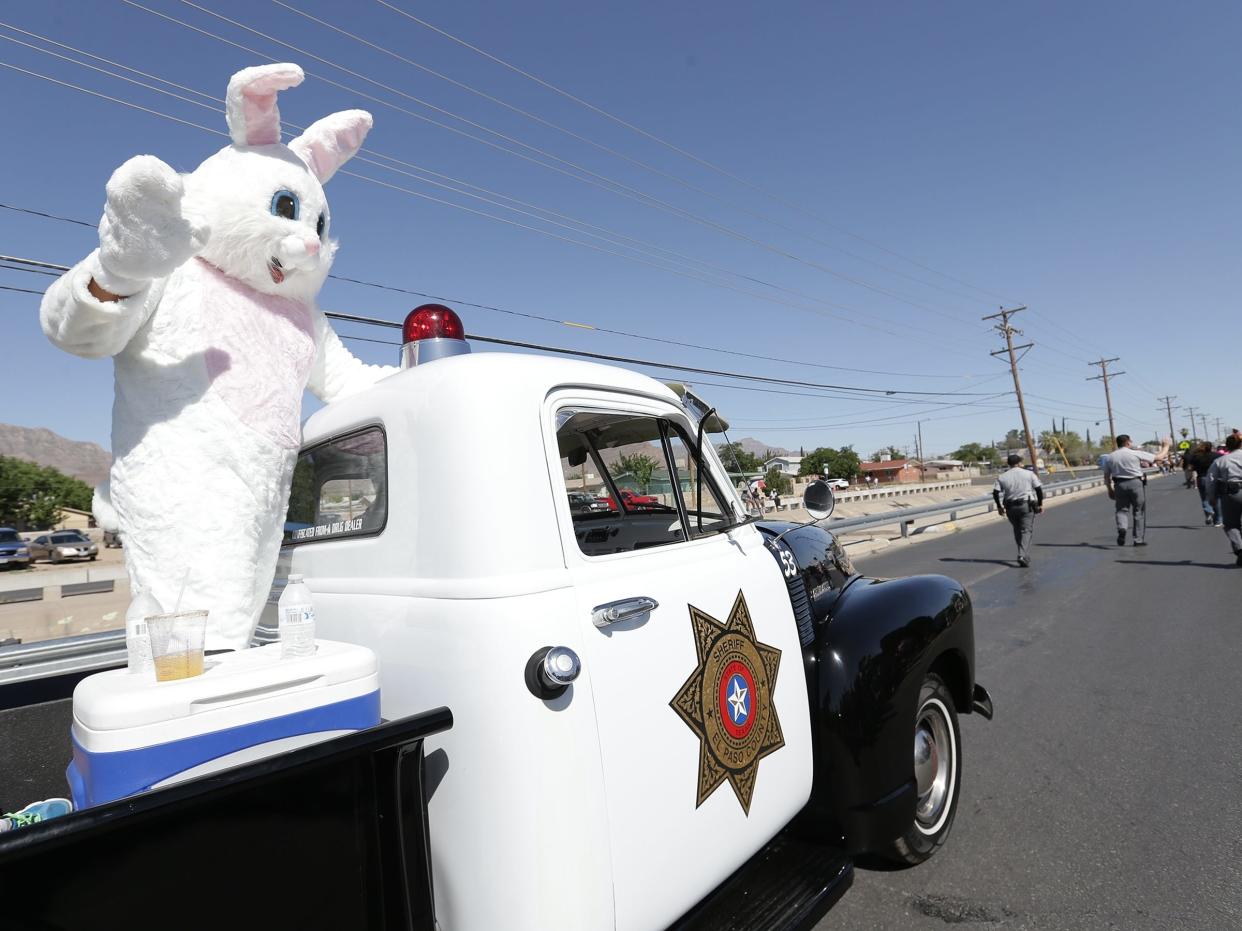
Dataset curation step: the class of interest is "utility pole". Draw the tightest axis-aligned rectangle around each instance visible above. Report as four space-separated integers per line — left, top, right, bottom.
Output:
1215 417 1224 443
1087 358 1123 442
916 421 926 482
984 305 1039 472
1183 406 1199 440
1158 396 1177 443
1200 413 1211 443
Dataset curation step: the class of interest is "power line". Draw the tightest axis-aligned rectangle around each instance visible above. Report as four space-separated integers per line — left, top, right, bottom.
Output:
325 309 999 396
272 0 999 311
0 202 95 229
0 226 977 379
6 28 988 357
0 255 998 398
136 1 994 327
374 0 1014 306
0 284 45 296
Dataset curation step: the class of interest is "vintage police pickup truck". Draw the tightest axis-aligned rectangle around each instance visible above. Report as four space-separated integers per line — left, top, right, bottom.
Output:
0 306 992 930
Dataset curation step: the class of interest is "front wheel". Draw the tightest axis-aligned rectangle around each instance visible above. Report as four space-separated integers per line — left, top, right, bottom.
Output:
883 673 961 865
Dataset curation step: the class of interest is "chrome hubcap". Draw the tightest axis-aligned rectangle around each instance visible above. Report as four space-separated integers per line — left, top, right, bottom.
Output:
913 700 953 832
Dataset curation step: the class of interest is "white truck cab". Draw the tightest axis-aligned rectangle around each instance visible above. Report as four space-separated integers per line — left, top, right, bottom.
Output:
270 349 814 930
0 306 991 930
251 307 992 930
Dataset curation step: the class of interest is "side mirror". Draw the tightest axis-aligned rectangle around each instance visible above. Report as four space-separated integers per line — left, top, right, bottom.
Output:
803 480 836 522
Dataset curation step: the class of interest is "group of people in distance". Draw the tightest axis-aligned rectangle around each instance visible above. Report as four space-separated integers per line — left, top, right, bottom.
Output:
991 430 1242 567
1183 429 1242 565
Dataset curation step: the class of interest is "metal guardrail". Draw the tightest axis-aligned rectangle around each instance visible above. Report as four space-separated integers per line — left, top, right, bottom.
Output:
0 470 1151 686
825 470 1147 539
0 629 127 686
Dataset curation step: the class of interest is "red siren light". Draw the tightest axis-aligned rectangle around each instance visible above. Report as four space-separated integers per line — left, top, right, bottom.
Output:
402 303 465 343
399 303 471 369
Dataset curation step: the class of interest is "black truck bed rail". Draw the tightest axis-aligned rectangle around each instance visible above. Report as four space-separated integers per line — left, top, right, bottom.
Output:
0 707 452 931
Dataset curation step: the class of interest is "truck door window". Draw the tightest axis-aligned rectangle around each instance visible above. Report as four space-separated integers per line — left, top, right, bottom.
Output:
663 428 733 536
556 411 731 556
284 426 387 545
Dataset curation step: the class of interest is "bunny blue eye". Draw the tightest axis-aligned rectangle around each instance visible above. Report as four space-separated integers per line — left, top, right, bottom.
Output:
316 212 326 238
270 190 299 221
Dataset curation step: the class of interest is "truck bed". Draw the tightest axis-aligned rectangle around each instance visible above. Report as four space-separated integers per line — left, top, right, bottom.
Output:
0 695 73 807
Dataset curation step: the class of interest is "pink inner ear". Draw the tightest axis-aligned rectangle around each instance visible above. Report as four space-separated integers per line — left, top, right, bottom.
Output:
292 134 336 182
243 92 281 146
290 112 371 183
227 65 302 147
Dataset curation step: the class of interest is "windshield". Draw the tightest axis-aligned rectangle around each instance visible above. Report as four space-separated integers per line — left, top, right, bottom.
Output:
51 532 87 543
0 530 21 544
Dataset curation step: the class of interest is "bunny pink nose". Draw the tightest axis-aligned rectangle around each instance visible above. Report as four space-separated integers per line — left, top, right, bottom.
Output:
303 238 320 256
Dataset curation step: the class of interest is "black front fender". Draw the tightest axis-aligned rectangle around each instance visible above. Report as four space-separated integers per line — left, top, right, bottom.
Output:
801 573 977 852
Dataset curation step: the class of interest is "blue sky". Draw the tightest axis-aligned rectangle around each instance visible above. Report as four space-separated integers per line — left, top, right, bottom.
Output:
2 0 1237 457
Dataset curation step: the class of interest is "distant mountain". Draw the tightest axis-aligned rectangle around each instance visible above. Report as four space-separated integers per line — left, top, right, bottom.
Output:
720 437 792 459
0 424 111 486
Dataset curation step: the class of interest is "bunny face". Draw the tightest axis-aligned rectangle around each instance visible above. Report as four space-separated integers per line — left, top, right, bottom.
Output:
179 62 372 302
186 144 334 303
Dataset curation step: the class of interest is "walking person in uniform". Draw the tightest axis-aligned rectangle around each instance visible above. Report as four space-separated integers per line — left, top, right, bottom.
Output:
1103 435 1171 546
992 454 1044 568
1207 434 1242 565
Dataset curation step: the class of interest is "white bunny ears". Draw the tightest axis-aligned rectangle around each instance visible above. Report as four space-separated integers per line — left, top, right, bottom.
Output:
225 62 371 183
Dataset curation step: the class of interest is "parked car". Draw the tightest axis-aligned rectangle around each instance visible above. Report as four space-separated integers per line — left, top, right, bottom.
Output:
824 477 851 490
28 530 98 563
566 491 609 515
103 529 123 548
0 528 32 569
603 488 666 512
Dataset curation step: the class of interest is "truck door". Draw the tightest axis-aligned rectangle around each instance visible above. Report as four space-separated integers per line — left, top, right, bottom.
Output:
546 392 814 931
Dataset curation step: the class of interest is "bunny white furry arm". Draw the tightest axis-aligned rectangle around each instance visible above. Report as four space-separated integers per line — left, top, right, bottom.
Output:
307 307 395 403
40 63 395 650
40 252 161 359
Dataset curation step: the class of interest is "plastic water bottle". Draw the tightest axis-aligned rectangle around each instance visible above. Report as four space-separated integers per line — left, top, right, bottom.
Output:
278 574 316 659
125 589 161 676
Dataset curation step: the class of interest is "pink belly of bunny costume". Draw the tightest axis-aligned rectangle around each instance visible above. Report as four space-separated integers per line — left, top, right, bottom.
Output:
109 259 316 649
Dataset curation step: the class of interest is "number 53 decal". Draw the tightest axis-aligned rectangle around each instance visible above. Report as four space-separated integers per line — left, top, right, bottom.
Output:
773 544 797 578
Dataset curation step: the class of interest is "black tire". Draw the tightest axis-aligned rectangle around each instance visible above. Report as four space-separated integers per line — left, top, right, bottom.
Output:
883 672 962 865
89 555 97 561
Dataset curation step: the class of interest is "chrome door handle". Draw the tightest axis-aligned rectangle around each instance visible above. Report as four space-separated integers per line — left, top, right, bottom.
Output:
592 596 659 628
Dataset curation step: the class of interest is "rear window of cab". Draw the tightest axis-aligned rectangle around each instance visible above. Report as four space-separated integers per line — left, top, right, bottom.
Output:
284 426 388 545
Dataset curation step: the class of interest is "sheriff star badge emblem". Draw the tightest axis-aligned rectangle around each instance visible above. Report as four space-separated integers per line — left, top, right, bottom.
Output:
670 591 784 815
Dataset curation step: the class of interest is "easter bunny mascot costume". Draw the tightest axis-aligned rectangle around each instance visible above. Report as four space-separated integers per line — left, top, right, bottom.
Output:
40 63 396 650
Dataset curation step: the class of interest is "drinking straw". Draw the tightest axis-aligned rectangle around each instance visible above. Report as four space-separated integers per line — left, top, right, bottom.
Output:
173 569 190 614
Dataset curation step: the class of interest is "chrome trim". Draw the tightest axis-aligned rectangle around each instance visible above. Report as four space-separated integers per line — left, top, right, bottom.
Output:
592 596 659 628
540 646 581 687
400 337 471 369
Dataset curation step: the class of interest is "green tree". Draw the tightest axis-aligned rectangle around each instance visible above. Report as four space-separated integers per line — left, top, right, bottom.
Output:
869 445 903 463
0 456 94 529
949 442 1000 465
617 452 659 493
1003 429 1026 448
763 467 792 496
715 442 761 473
1038 430 1087 465
800 446 862 480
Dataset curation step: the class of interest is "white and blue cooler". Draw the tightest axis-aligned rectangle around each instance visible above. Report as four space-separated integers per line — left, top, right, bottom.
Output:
67 639 380 809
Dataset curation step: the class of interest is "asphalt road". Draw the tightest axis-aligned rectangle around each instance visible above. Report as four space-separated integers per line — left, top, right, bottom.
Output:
816 476 1241 931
